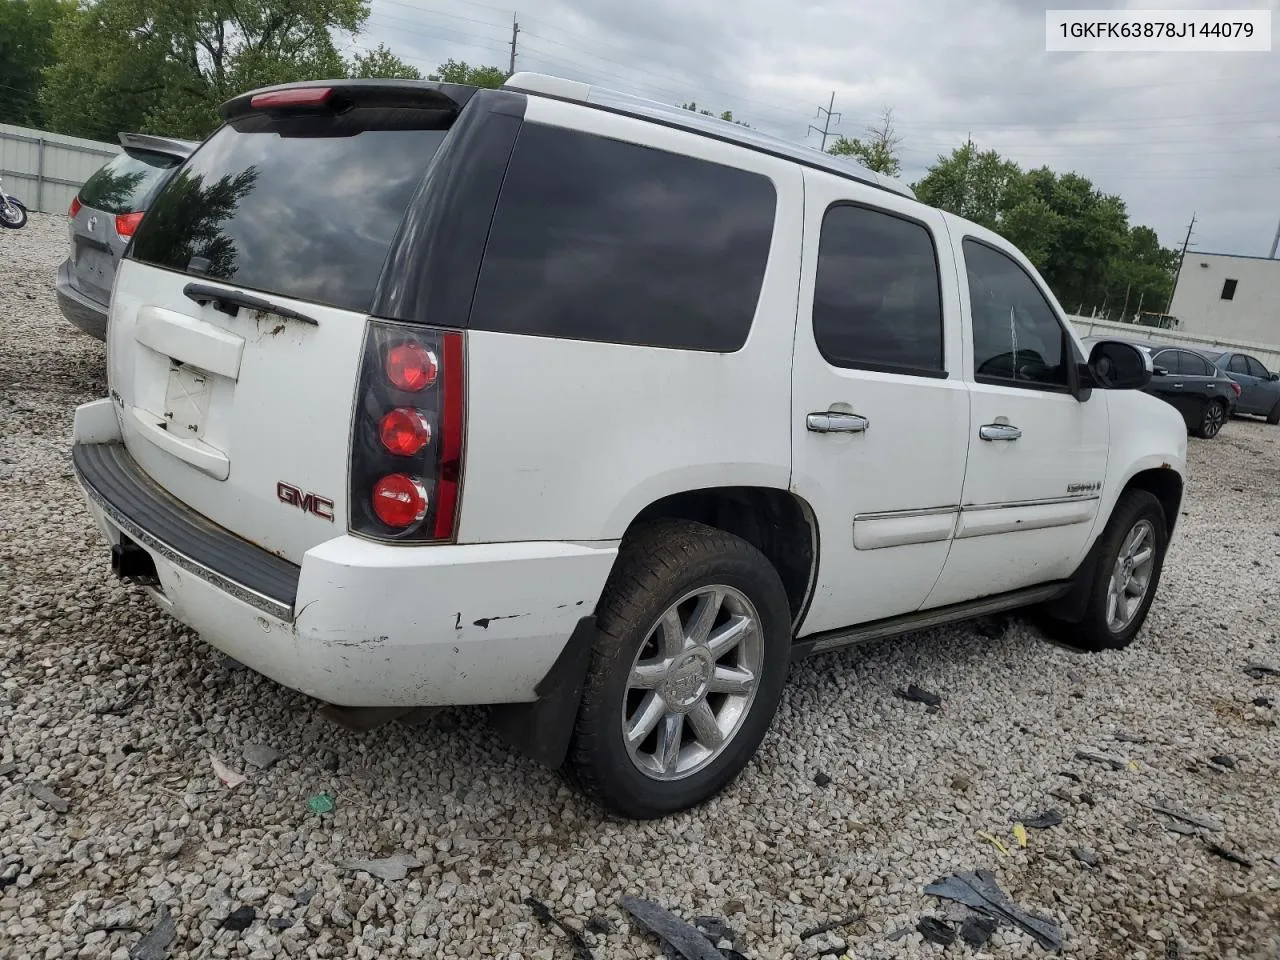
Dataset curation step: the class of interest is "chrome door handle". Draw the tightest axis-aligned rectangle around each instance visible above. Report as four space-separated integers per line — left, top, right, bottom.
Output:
807 412 870 434
979 423 1022 441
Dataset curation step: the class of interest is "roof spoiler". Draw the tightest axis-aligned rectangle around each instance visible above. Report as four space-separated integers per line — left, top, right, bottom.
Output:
220 79 479 123
118 132 199 158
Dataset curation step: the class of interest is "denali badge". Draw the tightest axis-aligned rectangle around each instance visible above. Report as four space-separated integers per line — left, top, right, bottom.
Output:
277 482 334 521
1066 481 1101 494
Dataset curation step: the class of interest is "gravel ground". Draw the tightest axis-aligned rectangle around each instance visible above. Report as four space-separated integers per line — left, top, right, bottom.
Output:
2 212 1279 960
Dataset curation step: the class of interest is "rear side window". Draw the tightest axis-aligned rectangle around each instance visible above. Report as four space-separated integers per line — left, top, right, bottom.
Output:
468 123 777 352
812 204 944 375
130 111 448 313
1229 354 1249 374
1179 351 1211 376
78 150 182 215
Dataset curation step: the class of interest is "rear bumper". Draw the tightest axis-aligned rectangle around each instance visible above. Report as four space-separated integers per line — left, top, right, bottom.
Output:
56 259 109 340
71 399 618 707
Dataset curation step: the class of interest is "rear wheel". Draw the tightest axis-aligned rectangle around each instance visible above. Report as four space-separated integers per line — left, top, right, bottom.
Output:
1268 400 1280 426
1070 490 1168 651
569 520 791 819
1196 399 1226 439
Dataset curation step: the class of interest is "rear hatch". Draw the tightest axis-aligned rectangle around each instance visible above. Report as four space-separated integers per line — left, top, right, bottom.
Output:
69 146 185 305
107 81 475 564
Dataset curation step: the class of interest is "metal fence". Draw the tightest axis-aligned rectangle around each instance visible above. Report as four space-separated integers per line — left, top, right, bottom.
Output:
0 122 119 215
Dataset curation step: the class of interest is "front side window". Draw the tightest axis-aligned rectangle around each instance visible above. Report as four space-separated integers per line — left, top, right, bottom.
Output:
1246 356 1270 379
963 239 1068 388
812 204 944 375
469 123 777 352
1154 350 1183 375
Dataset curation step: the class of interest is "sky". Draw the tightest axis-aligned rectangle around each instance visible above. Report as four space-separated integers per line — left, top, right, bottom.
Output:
359 0 1280 257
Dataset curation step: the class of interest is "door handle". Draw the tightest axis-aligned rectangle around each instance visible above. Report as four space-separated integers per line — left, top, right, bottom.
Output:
979 423 1022 441
807 412 870 434
1172 383 1184 389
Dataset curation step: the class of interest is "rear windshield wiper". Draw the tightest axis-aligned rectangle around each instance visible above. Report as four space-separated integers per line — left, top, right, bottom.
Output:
183 282 319 326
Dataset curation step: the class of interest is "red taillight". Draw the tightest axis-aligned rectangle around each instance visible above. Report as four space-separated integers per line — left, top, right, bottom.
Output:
351 323 465 542
386 342 438 392
68 197 81 219
372 474 429 527
250 87 332 110
115 211 144 239
1230 381 1242 397
379 408 432 457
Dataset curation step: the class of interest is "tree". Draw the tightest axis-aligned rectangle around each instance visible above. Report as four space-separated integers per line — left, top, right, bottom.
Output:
350 44 420 80
40 0 370 140
680 102 749 127
428 58 507 88
827 107 902 177
914 142 1173 315
0 0 75 127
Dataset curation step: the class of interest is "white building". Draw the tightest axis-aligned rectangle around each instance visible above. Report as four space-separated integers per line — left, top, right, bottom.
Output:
1168 251 1280 346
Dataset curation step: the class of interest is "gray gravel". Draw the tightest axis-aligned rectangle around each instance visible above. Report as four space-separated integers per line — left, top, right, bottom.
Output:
3 212 1280 959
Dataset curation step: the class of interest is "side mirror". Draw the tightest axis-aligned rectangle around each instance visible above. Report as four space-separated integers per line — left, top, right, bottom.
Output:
1152 365 1169 377
1088 340 1152 390
1270 373 1279 382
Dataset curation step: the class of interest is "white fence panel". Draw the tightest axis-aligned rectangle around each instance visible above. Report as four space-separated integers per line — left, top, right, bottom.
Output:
0 123 119 215
1068 315 1280 370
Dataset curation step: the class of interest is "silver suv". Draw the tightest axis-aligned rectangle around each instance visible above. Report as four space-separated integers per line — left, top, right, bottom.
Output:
56 133 197 340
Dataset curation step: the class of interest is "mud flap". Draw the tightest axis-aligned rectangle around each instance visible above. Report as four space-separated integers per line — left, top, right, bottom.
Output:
1043 535 1103 624
489 615 599 769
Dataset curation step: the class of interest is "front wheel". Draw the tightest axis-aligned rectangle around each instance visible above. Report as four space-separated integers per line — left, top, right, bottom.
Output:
569 520 792 819
1267 400 1280 426
1195 399 1226 439
1070 490 1168 652
0 200 27 229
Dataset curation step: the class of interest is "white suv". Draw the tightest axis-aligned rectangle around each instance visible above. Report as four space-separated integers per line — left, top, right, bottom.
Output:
72 74 1187 818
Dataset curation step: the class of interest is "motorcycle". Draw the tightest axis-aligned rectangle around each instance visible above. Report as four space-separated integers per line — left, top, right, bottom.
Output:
0 176 29 229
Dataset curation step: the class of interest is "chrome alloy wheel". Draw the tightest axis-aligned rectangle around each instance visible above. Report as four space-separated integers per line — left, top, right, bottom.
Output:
1106 518 1156 633
621 585 763 781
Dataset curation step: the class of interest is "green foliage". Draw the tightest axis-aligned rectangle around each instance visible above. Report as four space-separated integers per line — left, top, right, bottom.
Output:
428 58 507 88
827 108 901 177
349 44 421 80
40 0 368 140
680 102 749 127
914 143 1176 316
0 0 75 127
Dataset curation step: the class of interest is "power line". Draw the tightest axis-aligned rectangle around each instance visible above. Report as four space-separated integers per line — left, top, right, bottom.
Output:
808 92 840 151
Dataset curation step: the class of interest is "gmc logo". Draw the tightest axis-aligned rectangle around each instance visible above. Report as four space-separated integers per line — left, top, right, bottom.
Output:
277 482 334 522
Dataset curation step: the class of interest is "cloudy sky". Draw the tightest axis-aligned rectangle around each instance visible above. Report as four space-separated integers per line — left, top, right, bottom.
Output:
360 0 1280 257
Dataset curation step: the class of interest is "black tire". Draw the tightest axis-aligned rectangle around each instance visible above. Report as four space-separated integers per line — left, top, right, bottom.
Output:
0 201 26 229
569 520 791 819
1070 490 1168 652
1267 400 1280 426
1195 399 1226 439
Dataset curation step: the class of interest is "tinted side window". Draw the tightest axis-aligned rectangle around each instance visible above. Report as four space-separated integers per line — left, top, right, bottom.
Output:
1229 354 1250 374
1246 356 1270 378
469 123 777 352
812 204 943 374
1179 351 1211 376
1154 350 1182 375
963 239 1067 388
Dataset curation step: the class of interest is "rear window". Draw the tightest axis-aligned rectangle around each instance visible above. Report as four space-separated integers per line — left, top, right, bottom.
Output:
78 150 181 215
468 123 777 352
129 111 448 313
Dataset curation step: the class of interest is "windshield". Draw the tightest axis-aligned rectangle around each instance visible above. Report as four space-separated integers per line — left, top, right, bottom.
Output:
128 112 449 313
78 150 182 214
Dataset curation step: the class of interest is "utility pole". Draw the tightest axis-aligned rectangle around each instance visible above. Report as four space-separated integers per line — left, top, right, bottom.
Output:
1121 282 1131 323
1165 212 1196 315
508 13 520 75
808 92 840 152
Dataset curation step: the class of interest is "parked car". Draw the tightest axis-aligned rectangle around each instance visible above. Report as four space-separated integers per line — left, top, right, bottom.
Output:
1081 338 1238 439
70 75 1187 818
56 133 197 340
1202 350 1280 424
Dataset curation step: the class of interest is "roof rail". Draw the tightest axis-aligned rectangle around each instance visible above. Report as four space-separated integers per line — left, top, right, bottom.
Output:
503 72 916 200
